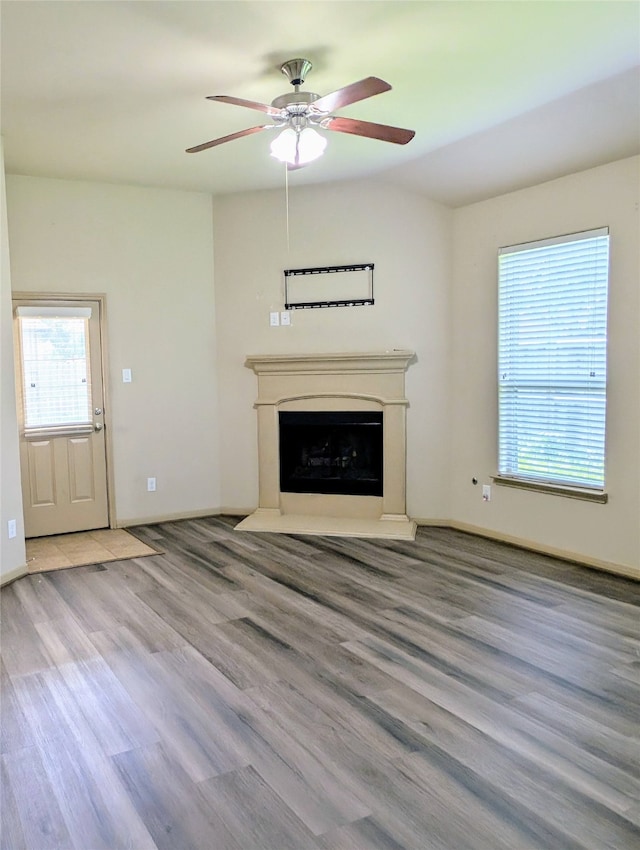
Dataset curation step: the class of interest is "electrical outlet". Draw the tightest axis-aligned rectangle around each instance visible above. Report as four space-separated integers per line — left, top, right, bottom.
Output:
147 477 156 492
7 519 17 539
482 484 491 502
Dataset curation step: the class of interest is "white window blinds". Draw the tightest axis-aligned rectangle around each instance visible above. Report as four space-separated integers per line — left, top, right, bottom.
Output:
498 227 609 490
16 306 93 431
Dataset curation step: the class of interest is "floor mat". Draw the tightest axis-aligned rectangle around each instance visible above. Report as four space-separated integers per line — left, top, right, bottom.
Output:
26 528 160 573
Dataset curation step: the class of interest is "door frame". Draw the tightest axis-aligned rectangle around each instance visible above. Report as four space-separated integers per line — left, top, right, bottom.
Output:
12 291 115 531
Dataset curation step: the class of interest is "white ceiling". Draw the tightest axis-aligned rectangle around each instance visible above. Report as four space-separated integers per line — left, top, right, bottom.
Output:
2 1 639 207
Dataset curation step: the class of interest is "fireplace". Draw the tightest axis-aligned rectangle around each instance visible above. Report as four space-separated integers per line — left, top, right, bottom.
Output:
235 351 416 539
279 411 383 497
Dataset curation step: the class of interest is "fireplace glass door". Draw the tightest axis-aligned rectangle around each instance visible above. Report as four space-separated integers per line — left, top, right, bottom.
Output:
279 411 383 497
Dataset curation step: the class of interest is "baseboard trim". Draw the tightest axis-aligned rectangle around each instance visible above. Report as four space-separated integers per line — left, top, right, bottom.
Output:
219 507 253 517
1 564 29 587
114 508 223 528
413 517 639 581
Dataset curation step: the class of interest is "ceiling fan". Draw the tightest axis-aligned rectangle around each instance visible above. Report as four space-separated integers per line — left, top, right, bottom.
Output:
186 58 415 168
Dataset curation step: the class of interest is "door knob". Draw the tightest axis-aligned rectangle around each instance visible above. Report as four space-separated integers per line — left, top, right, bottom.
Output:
94 422 103 431
95 407 103 416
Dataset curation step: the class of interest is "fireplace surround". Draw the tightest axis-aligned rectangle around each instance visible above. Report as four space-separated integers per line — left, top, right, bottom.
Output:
235 350 416 539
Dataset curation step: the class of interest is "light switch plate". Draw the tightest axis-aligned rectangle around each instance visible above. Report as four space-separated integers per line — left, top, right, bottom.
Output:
122 368 132 383
269 311 280 327
280 311 291 326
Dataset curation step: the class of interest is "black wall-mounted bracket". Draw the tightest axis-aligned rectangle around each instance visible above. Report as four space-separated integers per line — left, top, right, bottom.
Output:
284 263 374 309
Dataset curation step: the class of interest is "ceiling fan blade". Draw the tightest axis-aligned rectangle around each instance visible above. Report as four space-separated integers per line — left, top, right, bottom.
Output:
311 77 391 114
322 116 415 145
186 125 268 153
206 95 282 116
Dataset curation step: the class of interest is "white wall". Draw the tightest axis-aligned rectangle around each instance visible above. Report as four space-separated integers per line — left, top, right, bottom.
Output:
450 157 640 574
0 144 26 581
6 175 220 526
212 178 453 518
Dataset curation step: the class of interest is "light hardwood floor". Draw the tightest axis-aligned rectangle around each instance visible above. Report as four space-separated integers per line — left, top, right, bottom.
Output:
1 516 639 850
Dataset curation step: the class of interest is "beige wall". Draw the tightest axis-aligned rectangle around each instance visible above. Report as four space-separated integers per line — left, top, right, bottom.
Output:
0 144 26 580
450 157 640 574
211 178 453 518
4 158 638 576
6 175 220 527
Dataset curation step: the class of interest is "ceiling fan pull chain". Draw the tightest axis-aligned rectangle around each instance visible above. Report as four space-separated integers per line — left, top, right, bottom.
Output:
285 163 291 258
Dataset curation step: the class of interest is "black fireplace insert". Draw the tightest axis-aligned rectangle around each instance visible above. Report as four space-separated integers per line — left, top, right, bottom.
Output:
279 411 383 497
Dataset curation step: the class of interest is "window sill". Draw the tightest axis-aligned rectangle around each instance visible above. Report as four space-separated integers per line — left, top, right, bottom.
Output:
492 475 608 503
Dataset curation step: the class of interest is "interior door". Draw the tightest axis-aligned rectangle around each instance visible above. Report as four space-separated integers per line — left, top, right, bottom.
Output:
13 297 109 538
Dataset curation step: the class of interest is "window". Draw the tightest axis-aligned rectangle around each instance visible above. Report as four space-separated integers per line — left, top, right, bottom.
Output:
497 228 609 494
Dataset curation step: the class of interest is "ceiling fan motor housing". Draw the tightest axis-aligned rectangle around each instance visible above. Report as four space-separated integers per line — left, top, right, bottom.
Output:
270 90 321 112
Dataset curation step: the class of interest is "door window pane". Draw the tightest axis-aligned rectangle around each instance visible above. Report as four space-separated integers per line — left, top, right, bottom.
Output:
19 315 92 428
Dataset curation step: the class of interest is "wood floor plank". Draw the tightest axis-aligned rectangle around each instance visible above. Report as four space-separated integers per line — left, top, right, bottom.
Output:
0 756 28 850
54 655 160 756
101 642 249 783
113 742 244 850
78 566 191 651
315 817 408 850
41 566 118 634
2 747 74 850
0 588 51 677
38 725 157 850
1 517 638 849
401 721 640 850
198 764 318 850
10 671 72 748
344 636 640 814
155 644 373 836
0 659 33 755
457 613 640 705
11 572 75 625
510 690 640 778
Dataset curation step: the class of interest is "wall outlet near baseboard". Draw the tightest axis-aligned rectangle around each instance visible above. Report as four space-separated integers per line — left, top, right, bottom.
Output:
147 477 157 492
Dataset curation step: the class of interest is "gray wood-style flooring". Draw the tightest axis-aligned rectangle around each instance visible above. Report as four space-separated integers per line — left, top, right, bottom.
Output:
2 516 639 850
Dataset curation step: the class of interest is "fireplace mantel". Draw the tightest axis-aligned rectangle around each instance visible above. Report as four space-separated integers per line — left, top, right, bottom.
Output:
245 350 415 375
235 350 416 540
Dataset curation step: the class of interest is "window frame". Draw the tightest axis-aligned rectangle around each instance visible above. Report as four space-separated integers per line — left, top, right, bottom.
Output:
495 227 610 501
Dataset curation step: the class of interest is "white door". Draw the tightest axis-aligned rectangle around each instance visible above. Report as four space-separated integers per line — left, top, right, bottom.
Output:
13 297 109 538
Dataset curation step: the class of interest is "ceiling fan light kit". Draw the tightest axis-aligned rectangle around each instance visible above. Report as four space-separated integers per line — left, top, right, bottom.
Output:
270 126 327 166
187 58 415 169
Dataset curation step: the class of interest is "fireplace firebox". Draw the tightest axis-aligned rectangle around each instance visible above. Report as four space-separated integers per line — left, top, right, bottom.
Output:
279 411 383 497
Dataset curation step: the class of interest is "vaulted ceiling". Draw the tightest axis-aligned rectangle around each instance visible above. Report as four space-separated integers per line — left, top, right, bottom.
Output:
2 1 638 206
